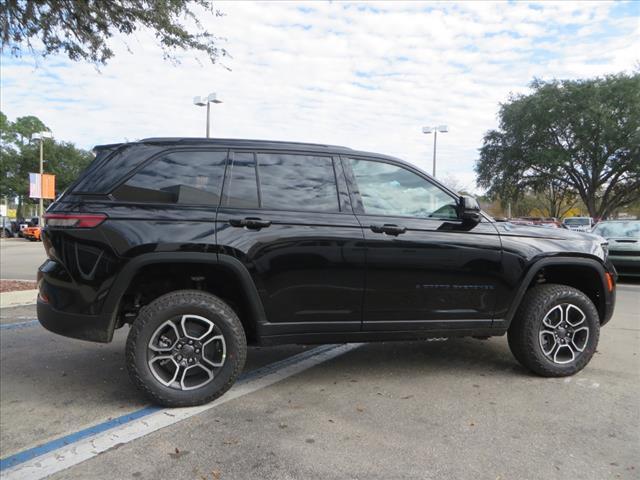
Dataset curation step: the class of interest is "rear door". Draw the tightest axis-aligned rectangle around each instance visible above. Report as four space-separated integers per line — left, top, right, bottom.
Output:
215 150 366 336
343 156 502 332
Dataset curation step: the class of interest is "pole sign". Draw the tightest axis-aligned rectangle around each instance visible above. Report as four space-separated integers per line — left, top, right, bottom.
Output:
29 173 56 199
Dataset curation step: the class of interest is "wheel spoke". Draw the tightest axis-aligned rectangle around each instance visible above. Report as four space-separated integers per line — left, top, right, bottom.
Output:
553 344 575 364
571 326 589 352
542 305 563 329
539 330 557 355
181 314 214 340
566 304 586 327
148 355 180 386
180 364 214 391
202 334 226 367
148 320 179 352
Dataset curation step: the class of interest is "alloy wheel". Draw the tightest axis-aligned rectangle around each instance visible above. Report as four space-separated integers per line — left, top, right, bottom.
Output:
538 303 590 364
147 314 226 391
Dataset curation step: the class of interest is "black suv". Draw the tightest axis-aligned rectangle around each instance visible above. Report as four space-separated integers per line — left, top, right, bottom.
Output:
38 138 617 406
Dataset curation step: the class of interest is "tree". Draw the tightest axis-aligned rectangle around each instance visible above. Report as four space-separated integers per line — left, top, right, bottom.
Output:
0 112 93 218
533 181 578 219
1 0 227 66
476 73 640 219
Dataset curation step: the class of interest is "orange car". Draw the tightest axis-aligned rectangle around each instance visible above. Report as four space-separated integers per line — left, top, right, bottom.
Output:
23 226 42 241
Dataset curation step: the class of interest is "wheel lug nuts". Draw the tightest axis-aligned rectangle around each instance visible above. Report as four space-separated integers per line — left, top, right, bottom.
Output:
189 340 194 345
195 349 200 353
176 355 182 360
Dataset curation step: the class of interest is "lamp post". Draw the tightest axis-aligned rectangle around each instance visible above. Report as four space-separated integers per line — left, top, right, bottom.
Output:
32 131 53 227
421 125 448 177
193 93 223 138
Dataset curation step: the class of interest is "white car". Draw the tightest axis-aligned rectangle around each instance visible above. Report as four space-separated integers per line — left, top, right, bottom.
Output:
563 216 594 232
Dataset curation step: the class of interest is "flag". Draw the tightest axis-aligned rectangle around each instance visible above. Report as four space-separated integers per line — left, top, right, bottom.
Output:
42 174 56 199
29 173 56 199
29 173 41 198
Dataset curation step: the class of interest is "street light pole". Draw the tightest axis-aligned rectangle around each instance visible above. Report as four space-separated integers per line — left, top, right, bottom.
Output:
39 137 44 226
432 130 438 177
422 125 448 177
206 101 211 138
194 93 222 138
33 131 52 227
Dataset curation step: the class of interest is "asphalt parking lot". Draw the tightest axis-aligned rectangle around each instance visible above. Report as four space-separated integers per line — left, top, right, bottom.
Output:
0 239 47 280
0 241 638 479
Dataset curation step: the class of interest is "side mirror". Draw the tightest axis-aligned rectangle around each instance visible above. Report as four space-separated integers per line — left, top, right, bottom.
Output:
458 195 481 226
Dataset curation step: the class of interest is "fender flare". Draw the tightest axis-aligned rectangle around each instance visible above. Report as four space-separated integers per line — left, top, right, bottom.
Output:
102 252 267 341
502 256 611 328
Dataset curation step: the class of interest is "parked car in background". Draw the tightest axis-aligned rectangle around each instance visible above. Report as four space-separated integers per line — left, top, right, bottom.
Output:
17 220 29 237
23 225 42 241
509 217 564 228
592 220 640 277
563 216 594 232
1 216 14 238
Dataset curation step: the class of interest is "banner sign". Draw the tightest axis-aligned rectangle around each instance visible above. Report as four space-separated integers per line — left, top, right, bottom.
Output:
29 173 56 199
29 173 40 198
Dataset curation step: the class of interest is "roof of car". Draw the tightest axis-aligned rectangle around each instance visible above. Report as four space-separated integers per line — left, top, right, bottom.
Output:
596 219 640 222
94 137 405 164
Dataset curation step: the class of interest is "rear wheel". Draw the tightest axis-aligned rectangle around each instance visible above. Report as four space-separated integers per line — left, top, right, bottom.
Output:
507 284 600 377
126 290 246 407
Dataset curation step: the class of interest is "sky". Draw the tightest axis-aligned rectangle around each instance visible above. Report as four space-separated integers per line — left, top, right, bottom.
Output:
1 0 638 192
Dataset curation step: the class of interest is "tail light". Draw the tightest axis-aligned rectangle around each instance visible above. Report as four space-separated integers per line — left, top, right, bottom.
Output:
45 213 107 228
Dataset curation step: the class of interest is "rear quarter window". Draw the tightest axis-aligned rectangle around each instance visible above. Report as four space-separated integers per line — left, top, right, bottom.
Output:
72 144 165 194
112 150 227 205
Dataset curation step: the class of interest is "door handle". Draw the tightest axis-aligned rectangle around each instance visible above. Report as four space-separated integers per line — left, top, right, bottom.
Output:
229 217 272 230
370 224 407 236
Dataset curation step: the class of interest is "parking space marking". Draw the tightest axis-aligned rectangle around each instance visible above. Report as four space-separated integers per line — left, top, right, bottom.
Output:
0 320 39 331
0 343 361 480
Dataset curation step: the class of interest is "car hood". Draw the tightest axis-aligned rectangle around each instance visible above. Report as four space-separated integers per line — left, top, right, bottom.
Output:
493 222 608 263
495 222 602 241
606 237 640 251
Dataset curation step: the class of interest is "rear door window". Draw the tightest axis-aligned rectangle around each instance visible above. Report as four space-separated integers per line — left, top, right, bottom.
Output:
113 150 227 205
256 153 340 212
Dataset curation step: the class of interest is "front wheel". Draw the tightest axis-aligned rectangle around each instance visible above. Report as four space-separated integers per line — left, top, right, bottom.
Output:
126 290 247 407
508 284 600 377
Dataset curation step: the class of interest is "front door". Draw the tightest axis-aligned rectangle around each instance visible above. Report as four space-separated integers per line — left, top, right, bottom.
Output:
343 156 502 332
215 150 366 336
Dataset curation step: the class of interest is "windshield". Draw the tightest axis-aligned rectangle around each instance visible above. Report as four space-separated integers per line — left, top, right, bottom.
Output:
592 221 640 238
564 218 590 225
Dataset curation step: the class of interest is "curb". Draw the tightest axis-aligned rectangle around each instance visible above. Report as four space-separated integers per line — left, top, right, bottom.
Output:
0 290 38 308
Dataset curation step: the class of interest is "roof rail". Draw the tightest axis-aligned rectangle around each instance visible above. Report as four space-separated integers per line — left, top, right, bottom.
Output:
138 137 352 150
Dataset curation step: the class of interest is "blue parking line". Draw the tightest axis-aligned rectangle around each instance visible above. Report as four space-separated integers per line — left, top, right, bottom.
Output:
0 320 40 331
0 406 162 471
0 344 339 472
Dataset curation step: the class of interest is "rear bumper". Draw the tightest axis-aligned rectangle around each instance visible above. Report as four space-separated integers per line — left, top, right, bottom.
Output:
37 299 112 343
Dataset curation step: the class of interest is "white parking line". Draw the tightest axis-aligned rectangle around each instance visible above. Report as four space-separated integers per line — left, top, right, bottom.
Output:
1 343 361 480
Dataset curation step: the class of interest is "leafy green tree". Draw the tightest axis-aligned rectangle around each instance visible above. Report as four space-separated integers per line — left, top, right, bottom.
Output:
0 112 93 218
476 73 640 219
1 0 227 66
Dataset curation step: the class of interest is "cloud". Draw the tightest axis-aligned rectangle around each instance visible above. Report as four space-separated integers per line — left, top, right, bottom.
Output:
1 0 637 193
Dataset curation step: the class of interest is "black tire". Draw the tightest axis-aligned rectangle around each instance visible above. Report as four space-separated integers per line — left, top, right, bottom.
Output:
507 283 600 377
126 290 247 407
